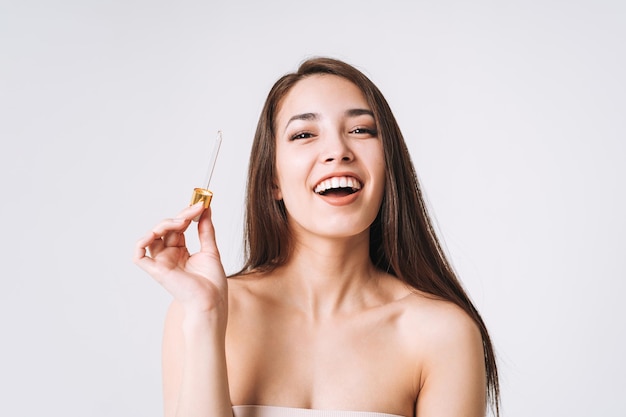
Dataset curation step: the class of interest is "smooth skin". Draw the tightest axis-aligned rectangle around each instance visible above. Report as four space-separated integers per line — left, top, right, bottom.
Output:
134 75 486 417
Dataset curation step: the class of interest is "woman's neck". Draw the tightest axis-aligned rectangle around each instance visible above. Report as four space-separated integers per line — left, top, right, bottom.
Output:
271 230 382 320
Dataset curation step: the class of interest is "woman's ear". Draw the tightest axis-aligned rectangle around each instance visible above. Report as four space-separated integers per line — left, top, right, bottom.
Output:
272 183 282 200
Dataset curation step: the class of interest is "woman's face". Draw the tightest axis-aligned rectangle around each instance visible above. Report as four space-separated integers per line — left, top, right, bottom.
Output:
273 74 385 241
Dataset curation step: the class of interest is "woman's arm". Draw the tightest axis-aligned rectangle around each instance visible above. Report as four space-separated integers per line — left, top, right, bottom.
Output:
134 203 232 417
163 302 232 417
415 306 487 417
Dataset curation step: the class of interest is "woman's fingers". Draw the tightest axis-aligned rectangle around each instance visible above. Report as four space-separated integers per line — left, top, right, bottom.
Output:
174 200 206 221
133 230 159 270
151 217 188 236
197 206 220 258
163 230 184 248
133 201 207 260
133 216 187 264
133 201 214 275
134 230 187 279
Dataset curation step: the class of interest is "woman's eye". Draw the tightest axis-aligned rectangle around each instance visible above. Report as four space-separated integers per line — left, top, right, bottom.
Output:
291 132 314 140
350 127 378 136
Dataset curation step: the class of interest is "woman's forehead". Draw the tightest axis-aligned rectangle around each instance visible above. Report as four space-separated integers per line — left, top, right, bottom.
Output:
276 75 371 125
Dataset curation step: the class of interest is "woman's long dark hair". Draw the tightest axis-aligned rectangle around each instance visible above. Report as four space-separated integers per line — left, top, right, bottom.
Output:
239 57 499 415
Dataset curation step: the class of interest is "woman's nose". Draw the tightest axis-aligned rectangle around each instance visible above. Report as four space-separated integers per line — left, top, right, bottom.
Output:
321 133 354 163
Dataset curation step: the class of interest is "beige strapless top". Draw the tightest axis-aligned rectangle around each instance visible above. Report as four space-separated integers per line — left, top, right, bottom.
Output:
232 405 405 417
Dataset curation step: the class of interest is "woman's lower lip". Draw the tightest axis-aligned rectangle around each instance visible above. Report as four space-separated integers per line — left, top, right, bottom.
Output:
316 189 361 206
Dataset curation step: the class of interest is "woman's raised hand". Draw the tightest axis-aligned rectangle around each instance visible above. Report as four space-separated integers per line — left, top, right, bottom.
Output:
133 201 228 317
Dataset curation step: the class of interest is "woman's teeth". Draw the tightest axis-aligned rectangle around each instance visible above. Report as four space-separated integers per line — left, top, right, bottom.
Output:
314 176 362 194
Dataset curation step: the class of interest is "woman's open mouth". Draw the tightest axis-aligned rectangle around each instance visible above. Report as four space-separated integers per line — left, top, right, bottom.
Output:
314 176 362 197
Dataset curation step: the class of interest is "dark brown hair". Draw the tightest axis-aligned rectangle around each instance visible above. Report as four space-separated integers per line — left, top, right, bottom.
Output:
240 57 499 414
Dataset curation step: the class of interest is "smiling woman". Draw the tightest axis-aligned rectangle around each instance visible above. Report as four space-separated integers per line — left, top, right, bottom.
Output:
134 57 500 417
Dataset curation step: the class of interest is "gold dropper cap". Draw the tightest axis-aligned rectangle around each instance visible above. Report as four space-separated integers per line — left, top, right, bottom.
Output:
190 187 213 208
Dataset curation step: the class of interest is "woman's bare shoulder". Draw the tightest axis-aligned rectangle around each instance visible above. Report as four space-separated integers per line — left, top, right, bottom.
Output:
391 287 486 410
392 287 483 354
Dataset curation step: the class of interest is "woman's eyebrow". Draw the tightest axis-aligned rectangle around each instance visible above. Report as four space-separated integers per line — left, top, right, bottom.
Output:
345 108 374 118
285 112 319 131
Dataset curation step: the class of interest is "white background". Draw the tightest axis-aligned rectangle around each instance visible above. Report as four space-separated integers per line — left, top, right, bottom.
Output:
1 1 624 416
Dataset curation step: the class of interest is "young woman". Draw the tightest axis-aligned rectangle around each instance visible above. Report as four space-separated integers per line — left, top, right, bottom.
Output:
134 57 499 417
